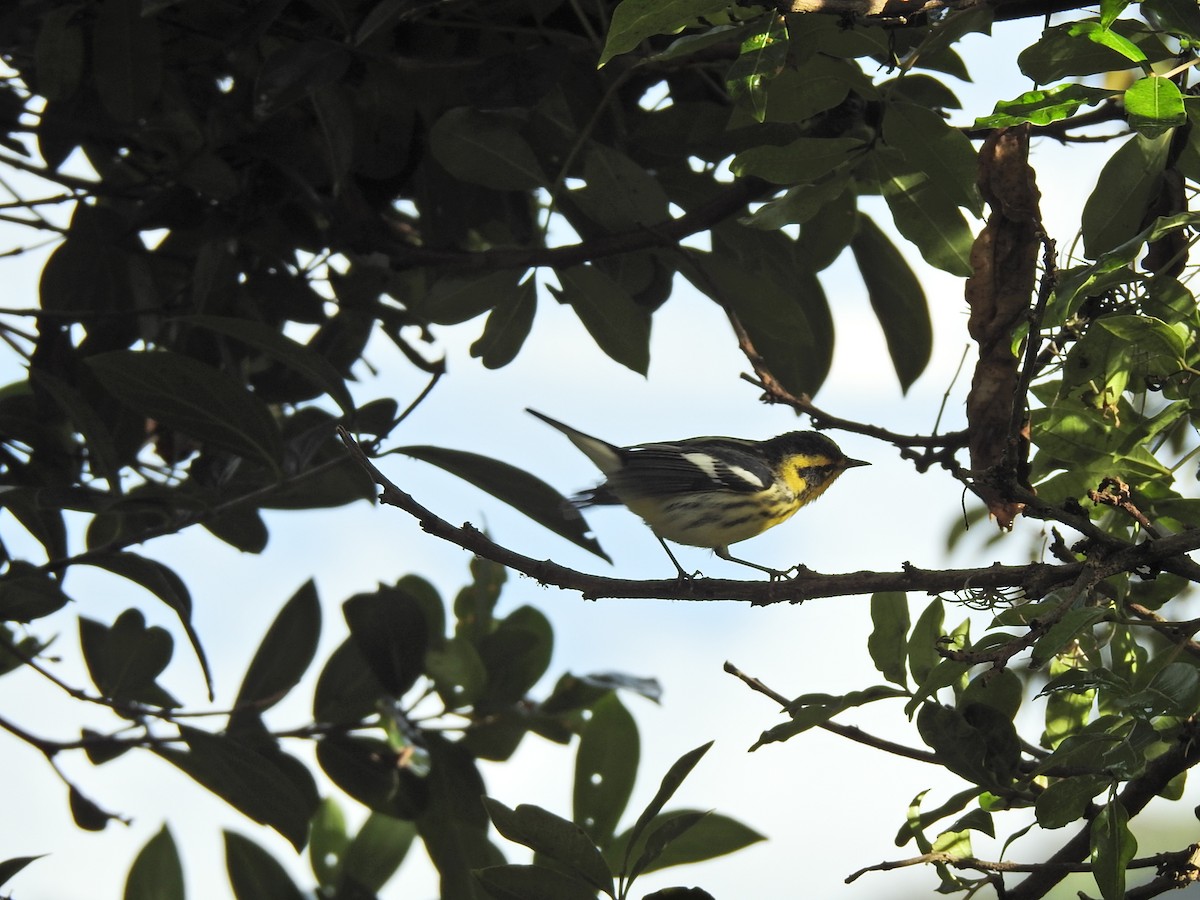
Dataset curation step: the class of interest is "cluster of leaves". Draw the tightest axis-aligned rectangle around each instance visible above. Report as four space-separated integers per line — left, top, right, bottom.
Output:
2 0 1200 897
4 558 762 898
584 3 1200 899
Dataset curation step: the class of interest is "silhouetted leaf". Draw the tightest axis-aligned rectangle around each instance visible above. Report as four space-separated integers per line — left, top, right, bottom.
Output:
181 315 356 414
0 563 71 622
79 610 178 708
471 278 537 369
483 798 614 895
316 736 429 819
430 107 547 190
231 580 321 728
156 727 317 850
397 444 610 560
550 265 651 375
0 855 45 889
478 605 553 705
84 552 212 700
608 812 765 875
850 215 933 391
92 0 161 122
343 584 429 697
313 637 385 725
87 350 283 468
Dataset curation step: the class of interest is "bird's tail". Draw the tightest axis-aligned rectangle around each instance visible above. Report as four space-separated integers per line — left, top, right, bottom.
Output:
526 408 623 476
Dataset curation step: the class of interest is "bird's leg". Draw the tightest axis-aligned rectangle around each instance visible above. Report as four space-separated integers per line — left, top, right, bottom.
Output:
655 535 701 581
715 546 790 581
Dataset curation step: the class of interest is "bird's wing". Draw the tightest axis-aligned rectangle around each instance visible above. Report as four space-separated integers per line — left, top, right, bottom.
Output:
608 439 777 498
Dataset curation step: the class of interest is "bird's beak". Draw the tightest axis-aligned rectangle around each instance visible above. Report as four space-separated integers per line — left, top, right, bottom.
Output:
845 458 870 468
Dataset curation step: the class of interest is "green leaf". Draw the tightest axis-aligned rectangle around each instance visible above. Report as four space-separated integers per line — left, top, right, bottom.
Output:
550 265 651 375
908 597 945 685
84 553 212 701
1072 20 1148 66
1090 799 1137 900
429 107 547 190
960 668 1022 720
86 350 283 468
483 798 614 895
474 864 601 900
753 685 907 747
341 813 417 893
730 137 865 184
608 811 764 875
1125 76 1187 136
231 580 321 727
471 276 537 369
976 83 1113 129
868 591 910 687
621 741 712 877
916 702 1020 791
180 315 356 415
850 215 933 391
574 693 639 848
124 825 184 900
628 810 709 883
882 102 981 214
478 605 554 705
1030 607 1110 667
1035 775 1109 829
343 584 430 698
1100 0 1132 28
155 727 317 850
599 0 731 67
224 831 306 900
726 15 790 121
308 797 348 888
1018 20 1167 81
760 57 856 124
868 153 974 277
397 443 610 560
426 636 488 708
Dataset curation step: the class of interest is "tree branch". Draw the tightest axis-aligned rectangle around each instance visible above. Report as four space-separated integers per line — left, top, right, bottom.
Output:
337 428 1200 604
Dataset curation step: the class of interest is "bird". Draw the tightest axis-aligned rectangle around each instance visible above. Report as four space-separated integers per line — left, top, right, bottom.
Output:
528 409 868 579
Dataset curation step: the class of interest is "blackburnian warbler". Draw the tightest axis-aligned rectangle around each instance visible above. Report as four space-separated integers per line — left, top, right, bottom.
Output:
529 409 868 578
